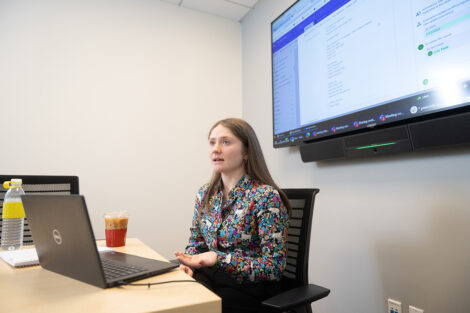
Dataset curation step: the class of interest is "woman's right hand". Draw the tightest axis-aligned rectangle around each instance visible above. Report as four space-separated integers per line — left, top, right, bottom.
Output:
178 264 194 277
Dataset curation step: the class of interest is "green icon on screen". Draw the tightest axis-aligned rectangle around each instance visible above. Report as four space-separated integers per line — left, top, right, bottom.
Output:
418 44 424 50
423 79 429 85
428 51 433 56
417 96 422 100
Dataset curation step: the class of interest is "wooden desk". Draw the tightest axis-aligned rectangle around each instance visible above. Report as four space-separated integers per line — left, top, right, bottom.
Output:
0 238 220 313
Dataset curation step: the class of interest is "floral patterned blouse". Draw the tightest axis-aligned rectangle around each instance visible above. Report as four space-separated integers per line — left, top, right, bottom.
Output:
185 175 289 283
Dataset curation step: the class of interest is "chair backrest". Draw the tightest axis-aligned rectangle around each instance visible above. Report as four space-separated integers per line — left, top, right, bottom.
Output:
0 175 79 246
282 188 319 289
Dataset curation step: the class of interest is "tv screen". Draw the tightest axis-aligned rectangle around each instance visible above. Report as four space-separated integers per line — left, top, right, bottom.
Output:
271 0 470 148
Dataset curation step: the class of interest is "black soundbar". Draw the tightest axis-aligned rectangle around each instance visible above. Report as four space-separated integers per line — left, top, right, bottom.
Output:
300 111 470 162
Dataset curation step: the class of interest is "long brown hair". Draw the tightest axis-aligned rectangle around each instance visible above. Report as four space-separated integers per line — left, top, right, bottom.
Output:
200 118 291 215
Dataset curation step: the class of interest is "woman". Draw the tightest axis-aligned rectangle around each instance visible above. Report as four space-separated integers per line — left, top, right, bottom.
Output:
174 118 290 313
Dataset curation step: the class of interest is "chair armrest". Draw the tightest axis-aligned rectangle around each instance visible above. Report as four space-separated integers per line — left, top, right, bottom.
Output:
262 284 330 311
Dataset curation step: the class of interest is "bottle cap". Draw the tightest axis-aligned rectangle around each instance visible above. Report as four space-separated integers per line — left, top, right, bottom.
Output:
3 179 22 189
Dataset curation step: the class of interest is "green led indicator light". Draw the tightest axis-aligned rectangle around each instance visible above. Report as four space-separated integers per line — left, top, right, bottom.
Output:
418 44 424 50
417 96 422 100
356 142 397 150
423 79 429 85
428 51 433 56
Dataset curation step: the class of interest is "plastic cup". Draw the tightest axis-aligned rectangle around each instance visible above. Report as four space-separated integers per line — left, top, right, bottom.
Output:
104 211 129 247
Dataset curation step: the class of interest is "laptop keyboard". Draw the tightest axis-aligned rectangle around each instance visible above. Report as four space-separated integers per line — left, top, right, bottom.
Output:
101 259 147 280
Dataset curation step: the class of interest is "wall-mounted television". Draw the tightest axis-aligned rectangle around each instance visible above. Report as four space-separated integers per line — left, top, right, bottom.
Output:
271 0 470 161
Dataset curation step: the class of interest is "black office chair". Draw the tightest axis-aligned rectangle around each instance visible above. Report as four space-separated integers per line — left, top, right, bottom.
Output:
0 175 79 246
262 188 330 313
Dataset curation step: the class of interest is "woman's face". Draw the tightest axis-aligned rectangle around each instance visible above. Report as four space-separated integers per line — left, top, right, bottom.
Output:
209 125 247 176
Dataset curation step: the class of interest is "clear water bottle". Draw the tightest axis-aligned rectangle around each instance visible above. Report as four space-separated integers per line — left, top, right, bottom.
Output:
1 179 26 250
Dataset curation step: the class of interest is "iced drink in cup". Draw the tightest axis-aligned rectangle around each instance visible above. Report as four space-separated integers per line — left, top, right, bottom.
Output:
104 211 128 247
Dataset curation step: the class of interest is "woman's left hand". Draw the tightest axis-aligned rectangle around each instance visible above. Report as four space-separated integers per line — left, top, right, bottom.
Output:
174 251 217 269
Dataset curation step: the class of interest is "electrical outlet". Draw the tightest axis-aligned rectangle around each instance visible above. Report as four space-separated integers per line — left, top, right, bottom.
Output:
409 305 424 313
387 299 402 313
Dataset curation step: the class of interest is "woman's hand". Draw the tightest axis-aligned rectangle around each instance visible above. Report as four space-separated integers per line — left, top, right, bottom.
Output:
174 251 217 269
178 264 194 277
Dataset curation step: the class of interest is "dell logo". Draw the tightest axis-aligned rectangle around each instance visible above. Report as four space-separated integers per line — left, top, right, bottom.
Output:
52 229 63 245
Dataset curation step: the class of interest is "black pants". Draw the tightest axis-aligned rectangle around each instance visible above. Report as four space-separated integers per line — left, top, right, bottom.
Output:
193 267 281 313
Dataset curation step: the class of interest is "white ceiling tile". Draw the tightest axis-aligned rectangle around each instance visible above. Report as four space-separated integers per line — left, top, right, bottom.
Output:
160 0 260 22
225 0 258 8
181 0 250 21
160 0 182 5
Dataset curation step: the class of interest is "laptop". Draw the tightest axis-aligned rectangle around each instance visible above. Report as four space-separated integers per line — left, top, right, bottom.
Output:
21 194 178 288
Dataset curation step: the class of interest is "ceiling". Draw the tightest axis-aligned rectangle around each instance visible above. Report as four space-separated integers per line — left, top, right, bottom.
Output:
160 0 260 22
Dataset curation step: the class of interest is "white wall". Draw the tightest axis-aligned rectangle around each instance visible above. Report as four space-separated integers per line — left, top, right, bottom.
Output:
242 1 470 312
0 0 241 258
